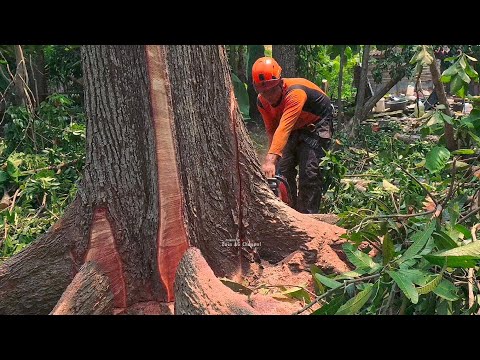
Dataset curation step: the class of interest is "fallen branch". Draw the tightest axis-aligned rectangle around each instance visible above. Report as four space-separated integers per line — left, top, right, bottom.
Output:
458 207 480 224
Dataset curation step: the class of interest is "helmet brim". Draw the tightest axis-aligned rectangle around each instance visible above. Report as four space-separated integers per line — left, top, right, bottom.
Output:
253 79 281 93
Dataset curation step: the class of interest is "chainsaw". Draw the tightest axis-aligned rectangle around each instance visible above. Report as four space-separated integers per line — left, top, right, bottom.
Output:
267 175 292 206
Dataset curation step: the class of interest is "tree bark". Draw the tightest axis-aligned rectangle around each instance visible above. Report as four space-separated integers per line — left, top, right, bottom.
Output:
0 45 349 315
51 261 114 315
349 45 370 139
13 45 31 108
273 45 298 78
337 46 346 118
236 45 247 84
429 58 457 151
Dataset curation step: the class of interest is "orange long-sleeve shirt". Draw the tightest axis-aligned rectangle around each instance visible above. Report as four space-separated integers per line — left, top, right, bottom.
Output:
257 78 332 157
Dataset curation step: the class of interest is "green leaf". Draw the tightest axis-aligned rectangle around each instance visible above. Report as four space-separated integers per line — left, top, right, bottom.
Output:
433 231 459 250
416 272 443 295
312 295 345 315
343 243 376 269
314 273 342 289
433 279 459 301
399 221 436 263
6 160 21 179
442 63 460 77
219 278 253 295
465 62 479 80
450 74 465 95
335 284 374 315
465 54 478 62
426 112 444 126
454 224 472 240
334 269 366 280
0 170 8 184
452 149 475 155
468 131 480 146
457 84 468 99
397 268 430 285
382 232 395 265
425 146 450 173
382 179 400 193
419 235 436 256
282 287 311 303
438 111 454 125
424 240 480 268
310 265 325 294
441 75 452 83
387 270 419 304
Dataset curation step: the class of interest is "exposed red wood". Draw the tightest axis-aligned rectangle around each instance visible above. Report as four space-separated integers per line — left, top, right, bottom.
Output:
85 208 126 308
145 45 189 301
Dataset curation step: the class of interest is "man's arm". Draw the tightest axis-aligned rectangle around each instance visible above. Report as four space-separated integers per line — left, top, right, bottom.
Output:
257 100 275 146
268 89 307 157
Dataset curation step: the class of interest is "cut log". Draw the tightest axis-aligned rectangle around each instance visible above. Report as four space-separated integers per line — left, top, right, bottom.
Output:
51 261 114 315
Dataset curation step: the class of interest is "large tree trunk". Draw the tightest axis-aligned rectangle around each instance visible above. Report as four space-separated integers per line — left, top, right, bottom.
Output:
0 45 349 315
273 45 298 78
429 58 457 151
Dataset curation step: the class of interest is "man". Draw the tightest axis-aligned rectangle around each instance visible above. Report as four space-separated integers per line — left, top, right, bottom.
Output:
252 56 333 214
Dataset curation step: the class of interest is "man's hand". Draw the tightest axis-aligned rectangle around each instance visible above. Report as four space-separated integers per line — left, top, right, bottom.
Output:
262 153 280 178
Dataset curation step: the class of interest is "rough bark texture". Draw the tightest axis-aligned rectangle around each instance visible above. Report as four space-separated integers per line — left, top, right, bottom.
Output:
13 45 31 107
349 45 370 138
175 248 301 315
0 46 166 314
51 261 114 315
166 45 349 281
81 45 165 304
429 59 456 151
273 45 298 78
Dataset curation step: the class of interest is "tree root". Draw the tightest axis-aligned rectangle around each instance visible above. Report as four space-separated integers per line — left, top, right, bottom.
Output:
51 261 114 315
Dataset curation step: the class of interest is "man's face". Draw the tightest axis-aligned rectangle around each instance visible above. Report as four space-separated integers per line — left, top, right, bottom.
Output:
261 83 283 106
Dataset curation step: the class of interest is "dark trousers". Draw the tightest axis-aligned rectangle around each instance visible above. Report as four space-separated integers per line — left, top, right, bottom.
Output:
278 130 330 214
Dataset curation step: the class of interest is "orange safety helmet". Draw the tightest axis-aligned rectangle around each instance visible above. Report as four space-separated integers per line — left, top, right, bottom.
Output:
252 57 282 93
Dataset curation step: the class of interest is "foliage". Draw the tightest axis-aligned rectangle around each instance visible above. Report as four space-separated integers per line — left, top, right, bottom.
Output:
43 45 82 91
0 94 85 261
298 45 359 103
440 52 479 98
370 45 417 85
311 105 480 314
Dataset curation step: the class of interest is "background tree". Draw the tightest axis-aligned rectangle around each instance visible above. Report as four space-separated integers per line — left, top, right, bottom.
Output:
273 45 298 78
